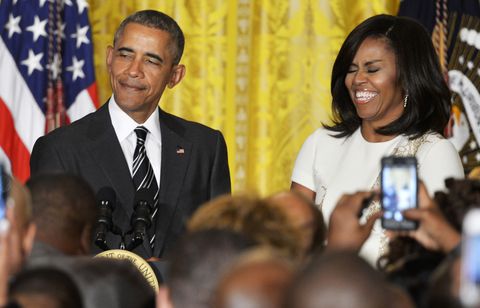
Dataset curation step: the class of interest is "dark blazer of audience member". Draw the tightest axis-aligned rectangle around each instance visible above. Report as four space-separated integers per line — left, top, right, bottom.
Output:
26 173 97 260
29 10 231 258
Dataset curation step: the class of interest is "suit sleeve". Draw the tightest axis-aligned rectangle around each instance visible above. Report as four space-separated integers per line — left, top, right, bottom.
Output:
30 136 67 176
209 130 231 198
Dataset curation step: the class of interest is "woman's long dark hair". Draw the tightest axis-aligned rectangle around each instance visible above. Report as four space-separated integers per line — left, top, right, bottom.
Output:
325 14 451 139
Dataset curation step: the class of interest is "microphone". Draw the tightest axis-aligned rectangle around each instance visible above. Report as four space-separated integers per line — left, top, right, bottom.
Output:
127 188 154 251
94 187 117 251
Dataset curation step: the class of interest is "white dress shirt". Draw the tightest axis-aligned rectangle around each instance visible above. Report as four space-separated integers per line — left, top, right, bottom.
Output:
108 96 161 188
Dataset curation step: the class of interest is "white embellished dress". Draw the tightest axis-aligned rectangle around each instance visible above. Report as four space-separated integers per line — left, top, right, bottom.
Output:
291 127 465 265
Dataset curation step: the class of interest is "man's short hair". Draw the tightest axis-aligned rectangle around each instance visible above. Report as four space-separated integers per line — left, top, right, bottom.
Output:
285 251 391 308
26 173 97 243
167 229 254 308
8 266 83 308
113 10 185 64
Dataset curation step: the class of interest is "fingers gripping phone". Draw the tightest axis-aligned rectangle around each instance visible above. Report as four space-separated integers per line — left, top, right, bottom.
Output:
380 156 418 230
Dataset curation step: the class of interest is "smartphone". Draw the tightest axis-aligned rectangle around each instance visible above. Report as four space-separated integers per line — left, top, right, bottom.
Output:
460 208 480 307
0 165 6 220
380 156 418 230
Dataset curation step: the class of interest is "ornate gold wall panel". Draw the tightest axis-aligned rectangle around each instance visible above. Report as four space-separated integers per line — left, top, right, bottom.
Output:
88 0 400 195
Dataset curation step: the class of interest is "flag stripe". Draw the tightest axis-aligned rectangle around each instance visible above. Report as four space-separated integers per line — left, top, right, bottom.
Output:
0 97 31 182
0 37 45 152
67 85 97 122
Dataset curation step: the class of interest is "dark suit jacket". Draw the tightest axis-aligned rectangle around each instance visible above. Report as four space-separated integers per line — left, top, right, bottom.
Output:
30 102 231 258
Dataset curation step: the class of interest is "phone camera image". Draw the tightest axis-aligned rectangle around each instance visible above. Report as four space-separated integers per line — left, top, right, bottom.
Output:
460 208 480 307
380 156 418 230
0 167 5 220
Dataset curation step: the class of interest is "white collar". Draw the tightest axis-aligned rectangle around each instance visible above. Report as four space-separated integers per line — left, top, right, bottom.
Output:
108 96 162 145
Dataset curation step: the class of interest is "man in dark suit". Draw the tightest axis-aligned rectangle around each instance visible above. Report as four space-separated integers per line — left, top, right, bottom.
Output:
30 10 231 259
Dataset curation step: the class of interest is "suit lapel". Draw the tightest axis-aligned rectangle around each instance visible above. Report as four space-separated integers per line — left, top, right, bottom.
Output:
154 109 192 256
87 104 135 220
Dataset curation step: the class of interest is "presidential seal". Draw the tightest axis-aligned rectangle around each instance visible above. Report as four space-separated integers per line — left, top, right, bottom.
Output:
95 249 159 290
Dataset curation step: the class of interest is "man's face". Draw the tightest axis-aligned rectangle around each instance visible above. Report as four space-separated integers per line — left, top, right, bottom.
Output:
106 23 185 123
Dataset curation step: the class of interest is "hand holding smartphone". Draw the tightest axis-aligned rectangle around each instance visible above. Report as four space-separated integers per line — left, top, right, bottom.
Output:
380 156 418 230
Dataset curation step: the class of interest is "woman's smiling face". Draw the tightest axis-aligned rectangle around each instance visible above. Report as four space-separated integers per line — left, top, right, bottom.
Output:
344 36 404 130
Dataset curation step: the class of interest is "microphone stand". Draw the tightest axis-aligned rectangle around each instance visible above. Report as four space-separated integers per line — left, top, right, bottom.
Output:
95 224 123 251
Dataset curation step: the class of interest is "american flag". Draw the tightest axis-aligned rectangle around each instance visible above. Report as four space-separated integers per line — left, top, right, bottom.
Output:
0 0 99 182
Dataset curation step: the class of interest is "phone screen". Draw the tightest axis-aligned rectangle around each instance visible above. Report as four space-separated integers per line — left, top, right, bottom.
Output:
380 156 418 230
0 165 7 220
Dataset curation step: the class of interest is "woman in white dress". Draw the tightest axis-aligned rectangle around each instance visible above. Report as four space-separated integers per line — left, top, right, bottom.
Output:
290 14 464 265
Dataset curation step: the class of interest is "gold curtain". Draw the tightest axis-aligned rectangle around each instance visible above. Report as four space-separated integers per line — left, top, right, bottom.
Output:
88 0 400 195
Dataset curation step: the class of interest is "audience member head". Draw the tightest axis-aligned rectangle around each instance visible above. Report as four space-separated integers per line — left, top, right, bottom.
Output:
1 168 35 274
328 14 450 138
188 194 302 261
285 251 394 308
213 247 295 308
165 229 254 308
434 178 480 231
26 173 97 255
267 190 325 257
3 171 33 233
8 266 82 308
70 257 155 308
113 10 184 64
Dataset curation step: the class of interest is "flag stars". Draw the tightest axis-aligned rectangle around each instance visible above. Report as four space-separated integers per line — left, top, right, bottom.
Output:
71 24 90 48
5 14 21 38
26 16 48 42
21 49 44 75
76 0 89 14
66 56 85 81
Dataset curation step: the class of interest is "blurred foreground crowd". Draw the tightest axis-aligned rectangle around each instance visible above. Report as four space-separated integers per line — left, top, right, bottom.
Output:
0 170 477 308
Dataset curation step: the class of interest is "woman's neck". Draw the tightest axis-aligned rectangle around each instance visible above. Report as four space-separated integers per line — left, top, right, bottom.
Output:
360 125 398 142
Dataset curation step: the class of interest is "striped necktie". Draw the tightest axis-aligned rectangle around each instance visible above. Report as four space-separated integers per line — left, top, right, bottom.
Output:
132 126 159 249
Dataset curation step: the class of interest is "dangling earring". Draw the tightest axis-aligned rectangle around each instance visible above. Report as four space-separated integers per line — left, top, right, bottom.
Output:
403 94 409 108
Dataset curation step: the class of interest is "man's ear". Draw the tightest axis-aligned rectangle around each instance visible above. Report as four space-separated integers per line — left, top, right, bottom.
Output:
79 225 92 255
168 64 186 89
106 45 114 72
22 223 36 256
